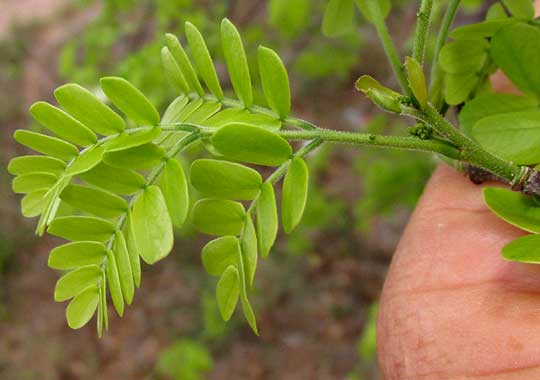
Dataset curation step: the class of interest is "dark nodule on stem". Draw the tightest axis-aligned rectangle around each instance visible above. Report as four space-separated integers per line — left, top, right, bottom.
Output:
464 164 503 185
522 169 540 196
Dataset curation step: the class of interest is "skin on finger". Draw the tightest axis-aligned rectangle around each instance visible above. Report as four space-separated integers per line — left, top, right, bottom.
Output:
378 164 540 380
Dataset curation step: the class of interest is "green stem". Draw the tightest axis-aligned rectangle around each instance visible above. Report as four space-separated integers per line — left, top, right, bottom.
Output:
429 0 461 108
412 0 434 65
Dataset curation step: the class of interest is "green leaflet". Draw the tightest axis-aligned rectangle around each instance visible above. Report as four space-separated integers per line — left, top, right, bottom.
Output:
104 143 165 170
405 57 427 109
12 172 57 194
165 33 205 96
221 19 253 108
79 162 145 195
66 285 99 329
491 23 540 96
106 249 124 317
193 199 246 236
258 46 291 120
14 130 79 161
125 210 142 288
439 39 489 74
205 108 282 131
445 72 478 106
201 236 239 276
241 216 257 288
256 182 278 258
104 127 160 152
161 46 190 94
30 102 97 146
484 187 540 233
190 159 262 201
282 157 309 233
48 241 106 270
54 265 101 301
161 95 190 124
100 272 109 331
54 83 125 135
355 75 402 113
60 184 128 219
450 18 517 40
100 77 160 126
21 190 47 218
212 123 292 166
113 231 134 305
268 0 311 37
185 22 224 100
502 235 540 263
471 111 540 165
501 0 534 19
216 265 240 321
159 158 189 228
487 3 508 19
48 216 116 242
322 0 355 37
459 93 539 136
355 0 391 23
187 101 222 123
235 243 258 334
132 186 174 264
8 155 66 176
66 146 105 176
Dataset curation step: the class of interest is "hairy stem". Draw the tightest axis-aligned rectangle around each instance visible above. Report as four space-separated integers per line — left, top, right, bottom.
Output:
412 0 434 65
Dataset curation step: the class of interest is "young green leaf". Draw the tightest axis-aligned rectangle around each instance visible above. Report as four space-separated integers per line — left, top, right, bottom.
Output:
48 216 116 242
355 75 402 113
185 22 224 100
193 199 246 236
405 57 427 109
60 184 128 219
216 265 240 321
322 0 355 37
79 162 146 195
472 111 540 164
30 102 97 146
125 210 142 288
66 285 99 329
21 190 47 218
221 18 253 108
13 130 79 161
201 236 240 276
190 159 262 200
502 234 540 263
450 18 517 40
444 72 478 105
355 0 391 23
12 172 57 194
48 241 106 270
212 123 292 166
159 158 189 228
258 46 291 119
8 155 66 176
165 33 205 96
104 143 165 170
104 127 161 152
161 46 190 94
54 83 125 135
66 146 105 176
100 77 160 126
484 187 540 233
113 231 134 304
106 249 124 317
491 23 540 96
439 39 489 74
501 0 534 19
241 216 258 288
131 186 174 264
54 265 101 301
256 182 278 258
282 157 309 233
459 93 538 136
162 95 190 124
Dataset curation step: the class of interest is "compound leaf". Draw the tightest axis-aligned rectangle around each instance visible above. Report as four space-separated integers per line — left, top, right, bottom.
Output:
54 265 101 302
190 159 262 200
258 46 291 119
48 241 106 270
484 187 540 233
66 285 99 329
132 186 174 264
159 158 189 228
193 199 246 236
48 216 116 242
216 265 240 321
201 236 239 276
282 157 309 233
256 182 278 258
14 130 79 161
100 77 160 126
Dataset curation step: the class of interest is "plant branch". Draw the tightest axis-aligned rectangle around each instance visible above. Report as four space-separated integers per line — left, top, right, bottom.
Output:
412 0 434 65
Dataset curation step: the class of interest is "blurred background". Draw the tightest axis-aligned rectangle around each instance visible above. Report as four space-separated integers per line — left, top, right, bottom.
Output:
0 0 490 379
